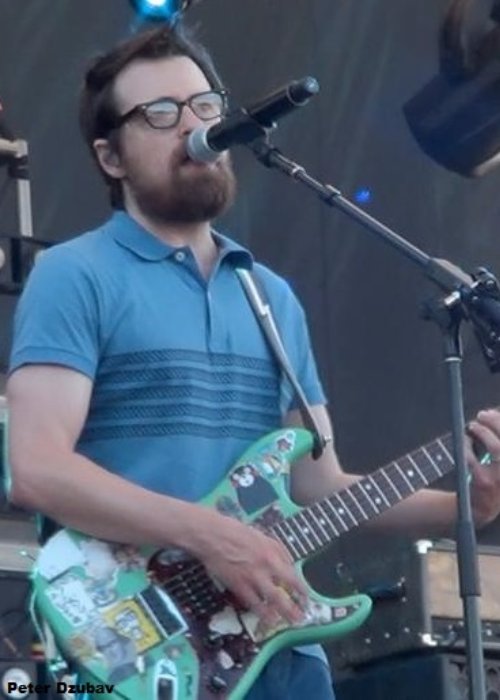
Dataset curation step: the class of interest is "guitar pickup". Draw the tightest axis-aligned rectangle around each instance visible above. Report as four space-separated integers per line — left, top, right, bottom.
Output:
139 586 187 639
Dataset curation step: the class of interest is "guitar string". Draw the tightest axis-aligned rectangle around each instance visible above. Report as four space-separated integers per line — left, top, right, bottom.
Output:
148 437 454 615
280 438 451 559
155 561 225 613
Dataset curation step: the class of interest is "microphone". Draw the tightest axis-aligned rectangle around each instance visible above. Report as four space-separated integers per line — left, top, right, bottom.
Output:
187 76 319 163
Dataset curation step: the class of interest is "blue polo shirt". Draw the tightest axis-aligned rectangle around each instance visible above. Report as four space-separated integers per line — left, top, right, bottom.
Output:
10 211 326 500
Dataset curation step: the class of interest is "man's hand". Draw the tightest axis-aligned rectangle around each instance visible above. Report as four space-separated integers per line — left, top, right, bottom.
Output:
189 509 307 628
467 409 500 527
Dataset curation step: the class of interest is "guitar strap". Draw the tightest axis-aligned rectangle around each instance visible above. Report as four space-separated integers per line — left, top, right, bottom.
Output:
236 268 330 459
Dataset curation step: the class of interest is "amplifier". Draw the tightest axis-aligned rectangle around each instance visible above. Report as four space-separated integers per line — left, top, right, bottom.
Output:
0 517 38 573
335 652 500 700
327 538 500 668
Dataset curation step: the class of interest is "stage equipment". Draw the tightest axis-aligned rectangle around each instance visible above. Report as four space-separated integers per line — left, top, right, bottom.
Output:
335 652 500 700
0 474 42 696
0 103 51 294
404 0 500 176
0 572 42 699
328 539 500 669
0 571 33 660
127 0 198 22
0 102 32 238
0 234 51 296
245 96 500 698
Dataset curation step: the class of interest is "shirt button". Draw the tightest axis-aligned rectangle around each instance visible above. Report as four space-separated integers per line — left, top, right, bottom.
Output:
174 250 186 262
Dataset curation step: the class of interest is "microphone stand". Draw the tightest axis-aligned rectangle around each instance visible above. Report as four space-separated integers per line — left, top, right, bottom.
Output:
0 134 44 295
0 136 33 239
246 136 500 700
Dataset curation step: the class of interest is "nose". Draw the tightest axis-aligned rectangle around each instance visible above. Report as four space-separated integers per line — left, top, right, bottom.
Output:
178 103 205 134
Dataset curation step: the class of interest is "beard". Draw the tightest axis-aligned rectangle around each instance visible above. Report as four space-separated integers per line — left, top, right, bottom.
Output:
125 151 237 225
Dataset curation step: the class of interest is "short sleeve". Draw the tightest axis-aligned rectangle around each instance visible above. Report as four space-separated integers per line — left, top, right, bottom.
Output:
9 246 100 379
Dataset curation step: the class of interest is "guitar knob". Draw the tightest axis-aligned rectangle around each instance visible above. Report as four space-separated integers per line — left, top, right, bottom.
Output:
208 674 228 693
204 633 224 649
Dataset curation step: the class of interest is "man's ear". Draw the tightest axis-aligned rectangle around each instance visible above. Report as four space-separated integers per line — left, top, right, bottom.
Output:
93 139 125 178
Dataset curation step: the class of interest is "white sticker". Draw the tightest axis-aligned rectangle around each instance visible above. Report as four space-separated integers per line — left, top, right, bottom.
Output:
46 575 97 627
80 539 117 580
37 531 85 581
208 606 243 636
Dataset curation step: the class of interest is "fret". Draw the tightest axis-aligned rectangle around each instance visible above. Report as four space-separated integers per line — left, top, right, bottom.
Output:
423 440 453 479
421 445 443 478
285 517 311 557
380 465 404 502
395 455 425 493
337 489 367 524
308 512 330 547
309 503 336 540
388 460 418 498
349 481 378 518
315 502 340 536
334 489 359 525
322 498 350 532
412 445 439 481
437 437 454 464
394 462 417 492
331 494 358 527
272 521 303 559
406 451 427 484
365 475 390 508
291 513 314 552
296 512 325 549
356 479 382 515
273 426 465 562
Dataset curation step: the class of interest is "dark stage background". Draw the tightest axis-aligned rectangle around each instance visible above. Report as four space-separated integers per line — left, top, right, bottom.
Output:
4 0 500 463
1 0 500 667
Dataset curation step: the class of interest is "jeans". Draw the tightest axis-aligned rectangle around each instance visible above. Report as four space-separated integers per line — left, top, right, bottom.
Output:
76 649 335 700
245 649 336 700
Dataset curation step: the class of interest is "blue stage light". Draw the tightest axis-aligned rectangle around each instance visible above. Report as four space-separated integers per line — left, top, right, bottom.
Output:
354 187 372 205
128 0 192 22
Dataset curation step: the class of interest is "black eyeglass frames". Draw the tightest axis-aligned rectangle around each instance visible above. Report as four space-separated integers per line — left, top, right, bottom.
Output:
113 90 228 130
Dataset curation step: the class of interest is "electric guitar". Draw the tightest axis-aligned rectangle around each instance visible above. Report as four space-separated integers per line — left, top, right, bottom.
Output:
33 425 459 699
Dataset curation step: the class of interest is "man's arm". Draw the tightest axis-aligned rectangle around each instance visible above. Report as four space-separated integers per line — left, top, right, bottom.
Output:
8 364 206 547
285 405 500 538
8 364 307 625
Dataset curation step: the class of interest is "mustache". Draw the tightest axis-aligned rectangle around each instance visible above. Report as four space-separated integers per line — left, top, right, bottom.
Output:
173 140 190 166
178 136 230 167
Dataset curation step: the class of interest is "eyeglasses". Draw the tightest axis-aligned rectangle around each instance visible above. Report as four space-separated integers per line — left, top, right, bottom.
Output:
113 90 228 130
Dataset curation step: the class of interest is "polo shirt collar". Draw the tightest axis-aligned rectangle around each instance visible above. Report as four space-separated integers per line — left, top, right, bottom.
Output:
107 210 253 269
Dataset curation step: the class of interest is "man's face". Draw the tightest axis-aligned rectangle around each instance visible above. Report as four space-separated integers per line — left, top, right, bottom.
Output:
98 55 236 224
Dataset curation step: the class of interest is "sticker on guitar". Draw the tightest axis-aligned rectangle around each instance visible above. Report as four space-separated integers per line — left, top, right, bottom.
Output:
33 425 458 699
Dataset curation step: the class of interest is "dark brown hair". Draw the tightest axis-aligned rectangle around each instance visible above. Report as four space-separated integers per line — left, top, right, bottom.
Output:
79 24 224 208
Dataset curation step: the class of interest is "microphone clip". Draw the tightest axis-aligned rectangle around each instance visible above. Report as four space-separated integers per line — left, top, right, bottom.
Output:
460 266 500 372
213 107 273 151
422 263 500 372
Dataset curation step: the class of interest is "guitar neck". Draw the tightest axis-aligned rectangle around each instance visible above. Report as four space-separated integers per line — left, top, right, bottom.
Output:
271 432 455 561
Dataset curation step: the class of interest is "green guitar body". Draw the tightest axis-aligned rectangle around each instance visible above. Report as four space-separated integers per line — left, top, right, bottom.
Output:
32 428 372 699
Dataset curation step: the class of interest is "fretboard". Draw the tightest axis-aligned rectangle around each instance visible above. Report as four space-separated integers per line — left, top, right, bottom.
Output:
271 432 455 561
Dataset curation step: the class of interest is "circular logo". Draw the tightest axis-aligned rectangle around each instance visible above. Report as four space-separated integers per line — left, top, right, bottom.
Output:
2 667 32 698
